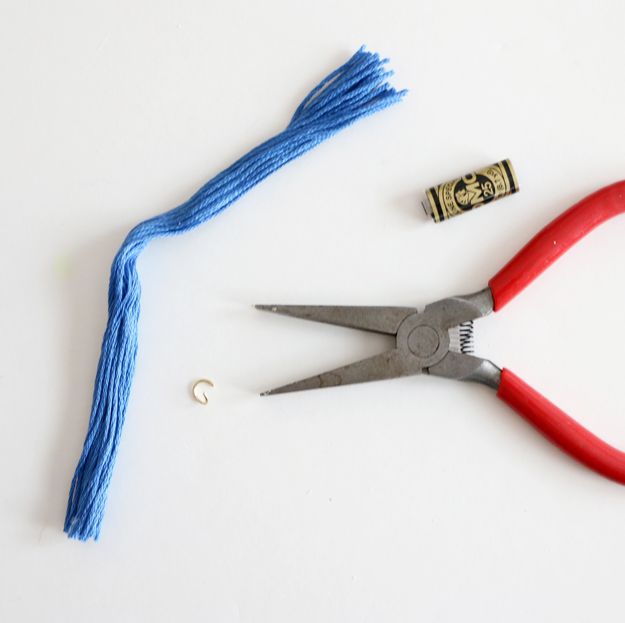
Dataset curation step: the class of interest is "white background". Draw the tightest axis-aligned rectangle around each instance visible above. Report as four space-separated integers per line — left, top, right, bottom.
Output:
2 0 625 621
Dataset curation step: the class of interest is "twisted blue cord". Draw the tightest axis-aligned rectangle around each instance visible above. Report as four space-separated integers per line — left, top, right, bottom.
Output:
65 47 406 540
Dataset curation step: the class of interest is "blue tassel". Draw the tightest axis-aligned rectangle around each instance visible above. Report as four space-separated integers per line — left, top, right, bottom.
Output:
64 47 406 540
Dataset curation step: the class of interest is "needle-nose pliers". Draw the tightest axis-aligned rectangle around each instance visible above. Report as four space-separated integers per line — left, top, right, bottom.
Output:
258 181 625 485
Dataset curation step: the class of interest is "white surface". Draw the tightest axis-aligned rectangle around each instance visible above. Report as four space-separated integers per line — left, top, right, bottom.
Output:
2 1 625 621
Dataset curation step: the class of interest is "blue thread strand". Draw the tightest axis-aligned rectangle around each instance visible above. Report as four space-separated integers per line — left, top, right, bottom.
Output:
64 47 406 540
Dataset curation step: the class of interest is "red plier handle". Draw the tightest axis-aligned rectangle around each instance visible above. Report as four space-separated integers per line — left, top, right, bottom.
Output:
489 181 625 483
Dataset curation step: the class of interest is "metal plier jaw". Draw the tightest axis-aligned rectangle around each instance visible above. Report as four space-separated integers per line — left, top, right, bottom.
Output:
257 288 499 395
258 181 625 487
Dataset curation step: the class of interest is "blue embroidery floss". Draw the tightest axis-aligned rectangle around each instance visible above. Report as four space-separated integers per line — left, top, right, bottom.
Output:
64 47 406 541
